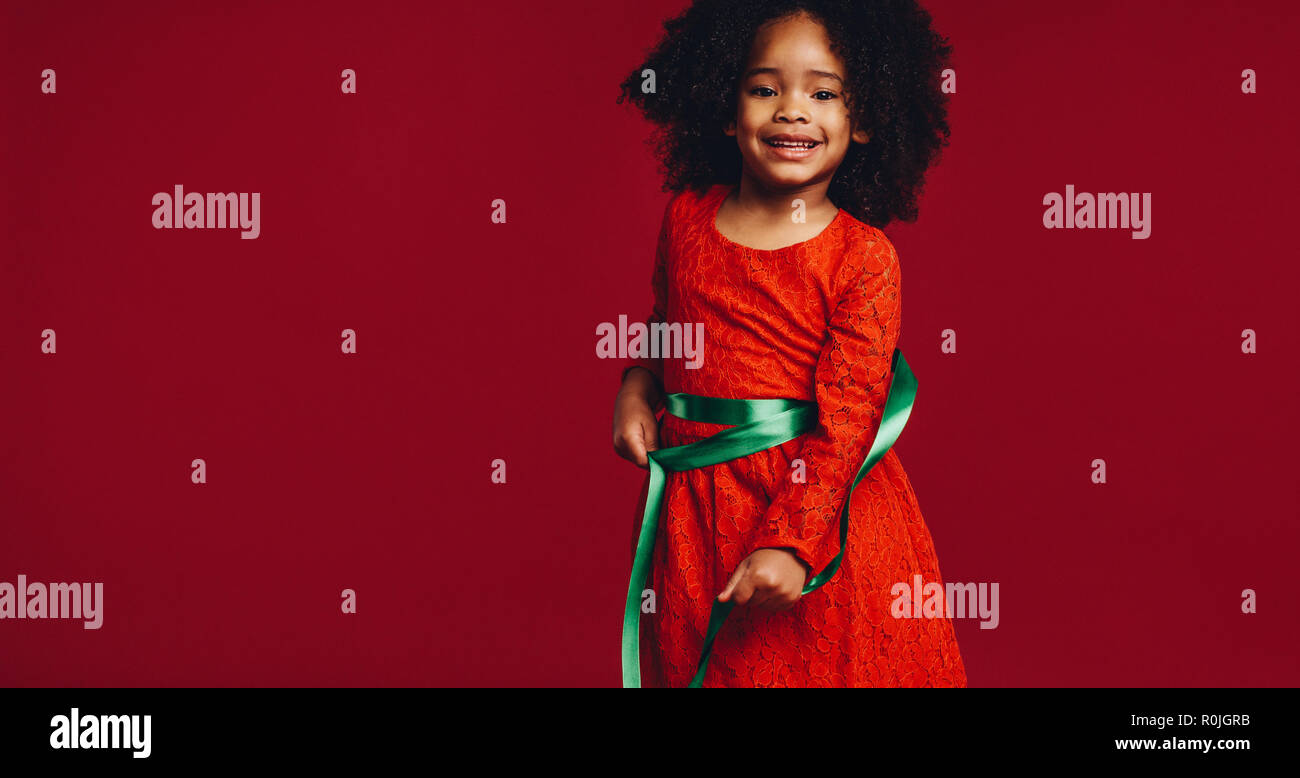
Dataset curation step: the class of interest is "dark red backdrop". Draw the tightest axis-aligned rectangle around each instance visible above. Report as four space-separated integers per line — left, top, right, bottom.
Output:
2 0 1296 687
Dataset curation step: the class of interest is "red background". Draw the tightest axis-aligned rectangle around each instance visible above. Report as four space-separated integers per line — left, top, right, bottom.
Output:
2 0 1296 687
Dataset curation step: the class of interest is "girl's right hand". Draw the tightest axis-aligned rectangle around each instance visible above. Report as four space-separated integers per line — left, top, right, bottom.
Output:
613 369 661 468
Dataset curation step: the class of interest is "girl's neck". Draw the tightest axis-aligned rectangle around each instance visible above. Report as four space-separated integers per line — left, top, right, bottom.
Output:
730 170 837 224
713 169 839 251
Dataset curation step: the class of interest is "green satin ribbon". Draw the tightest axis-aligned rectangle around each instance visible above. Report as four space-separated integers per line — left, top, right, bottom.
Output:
622 347 917 688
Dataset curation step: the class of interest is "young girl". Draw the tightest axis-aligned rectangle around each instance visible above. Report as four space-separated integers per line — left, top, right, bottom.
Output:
613 0 967 688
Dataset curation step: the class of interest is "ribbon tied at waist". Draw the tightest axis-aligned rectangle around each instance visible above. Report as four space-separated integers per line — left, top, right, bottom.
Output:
622 347 917 688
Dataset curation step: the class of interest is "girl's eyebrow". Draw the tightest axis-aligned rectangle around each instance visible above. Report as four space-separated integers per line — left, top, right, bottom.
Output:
743 66 843 84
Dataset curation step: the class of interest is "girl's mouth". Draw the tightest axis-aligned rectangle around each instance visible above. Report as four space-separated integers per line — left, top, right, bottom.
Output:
763 137 822 161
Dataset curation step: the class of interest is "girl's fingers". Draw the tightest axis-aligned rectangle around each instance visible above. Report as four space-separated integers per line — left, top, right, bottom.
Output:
753 584 799 611
642 419 659 453
621 427 648 468
631 437 649 468
717 562 748 602
752 583 794 611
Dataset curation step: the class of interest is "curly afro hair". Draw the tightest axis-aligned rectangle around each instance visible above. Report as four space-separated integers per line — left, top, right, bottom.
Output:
617 0 953 229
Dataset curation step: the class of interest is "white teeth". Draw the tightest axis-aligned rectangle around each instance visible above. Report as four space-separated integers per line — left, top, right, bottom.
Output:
768 140 818 148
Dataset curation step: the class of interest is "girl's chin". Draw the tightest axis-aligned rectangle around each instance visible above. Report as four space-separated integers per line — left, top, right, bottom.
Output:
743 150 837 185
746 165 829 190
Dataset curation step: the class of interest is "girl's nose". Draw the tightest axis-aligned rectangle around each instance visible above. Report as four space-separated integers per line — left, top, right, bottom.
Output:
775 95 810 123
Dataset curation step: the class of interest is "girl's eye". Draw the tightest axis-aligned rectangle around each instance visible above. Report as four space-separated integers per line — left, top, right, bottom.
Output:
749 86 837 100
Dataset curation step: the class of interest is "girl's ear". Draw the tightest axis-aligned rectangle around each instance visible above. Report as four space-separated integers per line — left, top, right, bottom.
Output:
724 120 737 137
848 100 870 144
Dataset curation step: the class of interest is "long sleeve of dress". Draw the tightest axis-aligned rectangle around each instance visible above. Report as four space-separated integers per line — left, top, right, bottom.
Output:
618 197 673 401
747 237 903 576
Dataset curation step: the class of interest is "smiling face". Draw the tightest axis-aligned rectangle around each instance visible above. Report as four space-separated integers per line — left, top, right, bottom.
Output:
725 11 869 192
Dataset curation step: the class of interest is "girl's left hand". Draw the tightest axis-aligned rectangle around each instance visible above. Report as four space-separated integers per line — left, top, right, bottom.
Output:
717 548 808 611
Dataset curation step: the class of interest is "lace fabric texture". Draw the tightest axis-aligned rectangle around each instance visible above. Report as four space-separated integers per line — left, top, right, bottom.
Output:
625 183 967 687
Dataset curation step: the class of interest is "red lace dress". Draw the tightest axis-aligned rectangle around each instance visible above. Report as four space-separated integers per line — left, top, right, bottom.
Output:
623 183 967 687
